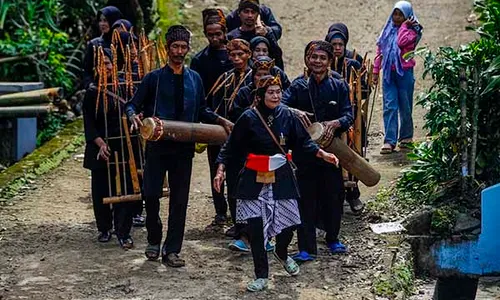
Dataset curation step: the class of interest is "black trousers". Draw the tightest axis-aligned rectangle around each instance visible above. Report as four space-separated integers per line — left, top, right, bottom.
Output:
143 153 193 255
207 145 228 217
247 217 294 279
296 164 344 255
91 168 134 239
226 164 246 238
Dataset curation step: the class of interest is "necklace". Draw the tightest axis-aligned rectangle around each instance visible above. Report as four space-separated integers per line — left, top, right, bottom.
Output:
267 115 274 127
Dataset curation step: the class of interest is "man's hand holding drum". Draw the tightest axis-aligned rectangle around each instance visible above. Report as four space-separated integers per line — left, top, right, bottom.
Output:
322 119 341 142
129 113 144 132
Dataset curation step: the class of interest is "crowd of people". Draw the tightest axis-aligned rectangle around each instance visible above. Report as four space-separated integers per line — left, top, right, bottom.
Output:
82 0 422 292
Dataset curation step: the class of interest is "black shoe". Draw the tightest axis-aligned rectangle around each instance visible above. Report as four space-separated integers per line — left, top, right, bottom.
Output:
212 214 228 226
118 237 134 249
133 215 145 227
225 225 238 238
98 231 112 243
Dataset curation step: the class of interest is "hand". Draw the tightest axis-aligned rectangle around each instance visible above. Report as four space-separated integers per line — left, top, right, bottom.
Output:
373 73 379 86
322 120 340 142
217 117 234 135
291 108 313 128
129 113 143 132
317 149 339 167
94 138 111 161
255 25 268 36
404 16 419 28
213 165 226 193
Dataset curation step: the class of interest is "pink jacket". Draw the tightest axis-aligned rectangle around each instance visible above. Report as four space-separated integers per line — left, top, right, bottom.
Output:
373 24 418 74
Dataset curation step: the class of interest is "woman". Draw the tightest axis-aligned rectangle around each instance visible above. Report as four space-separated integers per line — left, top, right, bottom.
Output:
374 1 422 154
83 48 135 249
214 75 339 292
82 6 123 88
250 36 285 71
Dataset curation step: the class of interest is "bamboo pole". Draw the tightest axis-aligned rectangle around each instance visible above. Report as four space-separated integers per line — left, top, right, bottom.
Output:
114 152 122 196
0 88 61 106
0 104 52 117
470 65 480 180
459 68 469 192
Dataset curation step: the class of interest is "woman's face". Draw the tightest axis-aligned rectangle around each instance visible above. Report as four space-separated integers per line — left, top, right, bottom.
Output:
99 14 110 34
253 42 269 59
263 85 282 110
307 50 331 75
104 56 113 78
392 8 405 26
253 68 270 83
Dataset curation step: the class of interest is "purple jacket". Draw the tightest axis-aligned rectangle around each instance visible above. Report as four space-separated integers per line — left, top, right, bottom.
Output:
374 24 418 74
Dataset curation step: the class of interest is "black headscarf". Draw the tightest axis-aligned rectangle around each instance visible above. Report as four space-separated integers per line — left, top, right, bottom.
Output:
255 75 281 117
327 23 349 45
97 6 122 42
250 36 270 52
112 19 133 31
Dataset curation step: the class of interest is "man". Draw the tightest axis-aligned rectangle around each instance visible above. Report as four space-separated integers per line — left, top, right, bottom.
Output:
125 25 233 267
225 1 282 40
227 0 283 69
205 39 252 241
191 9 234 227
282 41 353 261
325 24 365 214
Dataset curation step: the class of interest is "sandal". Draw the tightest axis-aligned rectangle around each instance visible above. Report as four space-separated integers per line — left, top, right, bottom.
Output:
329 241 348 254
380 143 395 154
273 251 300 276
399 139 413 149
292 251 316 262
163 253 185 268
347 198 365 215
119 237 134 250
145 244 160 261
247 278 268 292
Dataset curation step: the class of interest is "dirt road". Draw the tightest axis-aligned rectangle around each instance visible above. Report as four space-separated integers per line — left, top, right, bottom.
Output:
1 0 498 299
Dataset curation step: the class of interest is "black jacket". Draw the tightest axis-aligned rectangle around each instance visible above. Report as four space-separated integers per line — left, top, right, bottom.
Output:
217 104 319 200
225 5 282 40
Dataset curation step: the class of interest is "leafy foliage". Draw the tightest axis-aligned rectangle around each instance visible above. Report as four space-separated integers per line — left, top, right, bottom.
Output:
397 0 500 204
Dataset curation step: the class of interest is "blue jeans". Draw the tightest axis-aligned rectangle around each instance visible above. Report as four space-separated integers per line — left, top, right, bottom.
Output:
382 69 415 146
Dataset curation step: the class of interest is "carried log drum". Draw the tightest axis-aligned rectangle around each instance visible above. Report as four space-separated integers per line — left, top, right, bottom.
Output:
140 117 228 145
307 122 381 187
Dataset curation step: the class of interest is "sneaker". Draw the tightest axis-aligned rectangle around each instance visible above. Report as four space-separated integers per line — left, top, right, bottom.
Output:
328 241 347 254
247 278 268 292
265 241 275 252
292 251 316 262
132 215 145 227
225 225 238 238
98 231 112 243
228 239 250 252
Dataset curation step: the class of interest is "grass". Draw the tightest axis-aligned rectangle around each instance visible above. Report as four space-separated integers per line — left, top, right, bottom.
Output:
0 119 84 201
373 258 415 299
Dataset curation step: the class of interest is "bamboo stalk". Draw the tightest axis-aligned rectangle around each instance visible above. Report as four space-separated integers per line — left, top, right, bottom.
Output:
459 68 469 192
354 69 363 155
122 116 140 193
0 104 52 117
470 65 480 180
114 152 122 196
0 88 61 106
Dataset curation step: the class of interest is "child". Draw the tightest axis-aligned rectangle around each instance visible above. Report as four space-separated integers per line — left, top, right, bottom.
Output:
374 1 422 154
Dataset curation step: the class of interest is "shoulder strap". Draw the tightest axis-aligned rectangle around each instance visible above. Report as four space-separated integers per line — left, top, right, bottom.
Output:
253 107 287 156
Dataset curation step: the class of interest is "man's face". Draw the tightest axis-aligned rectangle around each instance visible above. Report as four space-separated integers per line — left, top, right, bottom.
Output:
229 49 250 70
99 14 110 34
205 24 225 49
103 56 113 78
168 41 189 65
331 38 345 58
239 8 258 27
307 50 331 75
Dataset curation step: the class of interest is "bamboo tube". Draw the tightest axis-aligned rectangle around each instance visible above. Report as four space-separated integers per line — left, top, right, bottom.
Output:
355 71 363 155
122 116 140 193
0 104 52 117
307 122 381 187
114 152 122 196
0 88 61 107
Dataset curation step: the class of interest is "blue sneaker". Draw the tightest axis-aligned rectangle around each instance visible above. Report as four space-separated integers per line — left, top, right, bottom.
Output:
265 241 275 252
292 251 315 262
229 239 250 252
328 241 347 254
